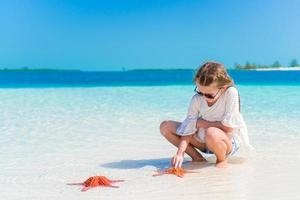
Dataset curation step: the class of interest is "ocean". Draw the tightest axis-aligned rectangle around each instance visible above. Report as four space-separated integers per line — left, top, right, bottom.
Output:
0 69 300 87
0 70 300 200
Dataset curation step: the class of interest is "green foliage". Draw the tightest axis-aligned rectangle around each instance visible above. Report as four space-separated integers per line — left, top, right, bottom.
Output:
234 59 299 70
290 59 299 67
272 61 281 68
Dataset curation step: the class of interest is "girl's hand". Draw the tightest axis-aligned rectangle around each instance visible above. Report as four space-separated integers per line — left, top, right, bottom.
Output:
196 119 210 129
171 153 184 168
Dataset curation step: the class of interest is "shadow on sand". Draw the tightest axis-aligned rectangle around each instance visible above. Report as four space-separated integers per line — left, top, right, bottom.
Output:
101 158 213 170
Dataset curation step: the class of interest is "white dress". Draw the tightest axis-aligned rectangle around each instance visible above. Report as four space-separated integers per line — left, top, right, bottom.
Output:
176 87 253 151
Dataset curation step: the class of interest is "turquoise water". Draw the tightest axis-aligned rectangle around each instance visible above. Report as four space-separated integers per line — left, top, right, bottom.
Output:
0 70 300 87
0 84 300 199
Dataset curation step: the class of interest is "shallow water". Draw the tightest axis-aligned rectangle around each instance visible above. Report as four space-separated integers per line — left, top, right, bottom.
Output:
1 85 300 200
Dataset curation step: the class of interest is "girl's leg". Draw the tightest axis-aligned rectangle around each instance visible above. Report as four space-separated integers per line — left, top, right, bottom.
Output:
204 127 233 168
160 120 206 161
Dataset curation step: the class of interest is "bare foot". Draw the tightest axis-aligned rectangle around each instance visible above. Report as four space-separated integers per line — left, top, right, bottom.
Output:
215 160 228 168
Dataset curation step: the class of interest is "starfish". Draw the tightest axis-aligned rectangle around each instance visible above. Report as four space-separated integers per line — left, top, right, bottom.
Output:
67 176 125 191
152 167 197 178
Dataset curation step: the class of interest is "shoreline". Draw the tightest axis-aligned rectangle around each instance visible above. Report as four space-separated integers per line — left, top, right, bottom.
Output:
251 67 300 71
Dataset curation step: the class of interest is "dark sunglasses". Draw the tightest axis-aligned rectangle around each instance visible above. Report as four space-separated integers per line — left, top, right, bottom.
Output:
194 87 221 99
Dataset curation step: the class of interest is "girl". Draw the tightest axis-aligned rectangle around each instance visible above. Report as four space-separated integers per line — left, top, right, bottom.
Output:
160 61 252 168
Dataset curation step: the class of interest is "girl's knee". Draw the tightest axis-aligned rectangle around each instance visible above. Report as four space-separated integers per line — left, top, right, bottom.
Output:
207 127 222 134
205 127 220 142
206 139 228 156
159 120 170 136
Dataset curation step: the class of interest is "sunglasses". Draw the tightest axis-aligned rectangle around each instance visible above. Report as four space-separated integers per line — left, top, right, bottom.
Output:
194 87 221 99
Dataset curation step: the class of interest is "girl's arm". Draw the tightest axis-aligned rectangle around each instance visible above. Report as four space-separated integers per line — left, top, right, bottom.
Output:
172 135 192 168
197 119 233 134
173 95 200 168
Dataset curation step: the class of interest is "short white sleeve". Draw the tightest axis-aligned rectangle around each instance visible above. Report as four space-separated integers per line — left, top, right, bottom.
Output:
176 94 200 136
221 87 244 128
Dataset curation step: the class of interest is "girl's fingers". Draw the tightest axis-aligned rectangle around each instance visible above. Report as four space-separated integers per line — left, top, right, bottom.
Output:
172 156 183 168
176 161 180 168
175 160 180 168
174 160 177 167
177 159 182 168
171 157 175 166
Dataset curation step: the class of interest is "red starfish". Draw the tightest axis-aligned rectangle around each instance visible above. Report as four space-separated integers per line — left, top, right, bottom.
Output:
67 176 125 191
153 167 197 178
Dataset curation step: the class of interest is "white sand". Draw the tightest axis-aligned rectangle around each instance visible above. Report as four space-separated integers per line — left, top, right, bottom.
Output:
253 67 300 71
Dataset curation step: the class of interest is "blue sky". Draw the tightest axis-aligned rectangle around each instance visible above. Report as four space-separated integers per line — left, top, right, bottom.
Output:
0 0 300 70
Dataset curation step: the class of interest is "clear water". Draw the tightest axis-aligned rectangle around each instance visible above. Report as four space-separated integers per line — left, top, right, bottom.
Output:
0 70 300 87
1 84 300 200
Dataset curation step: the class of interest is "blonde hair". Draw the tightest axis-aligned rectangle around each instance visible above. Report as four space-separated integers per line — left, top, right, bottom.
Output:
194 61 241 111
193 61 234 87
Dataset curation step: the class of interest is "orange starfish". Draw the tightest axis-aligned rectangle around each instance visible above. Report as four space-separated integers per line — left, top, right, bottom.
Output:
152 167 197 178
67 176 125 191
